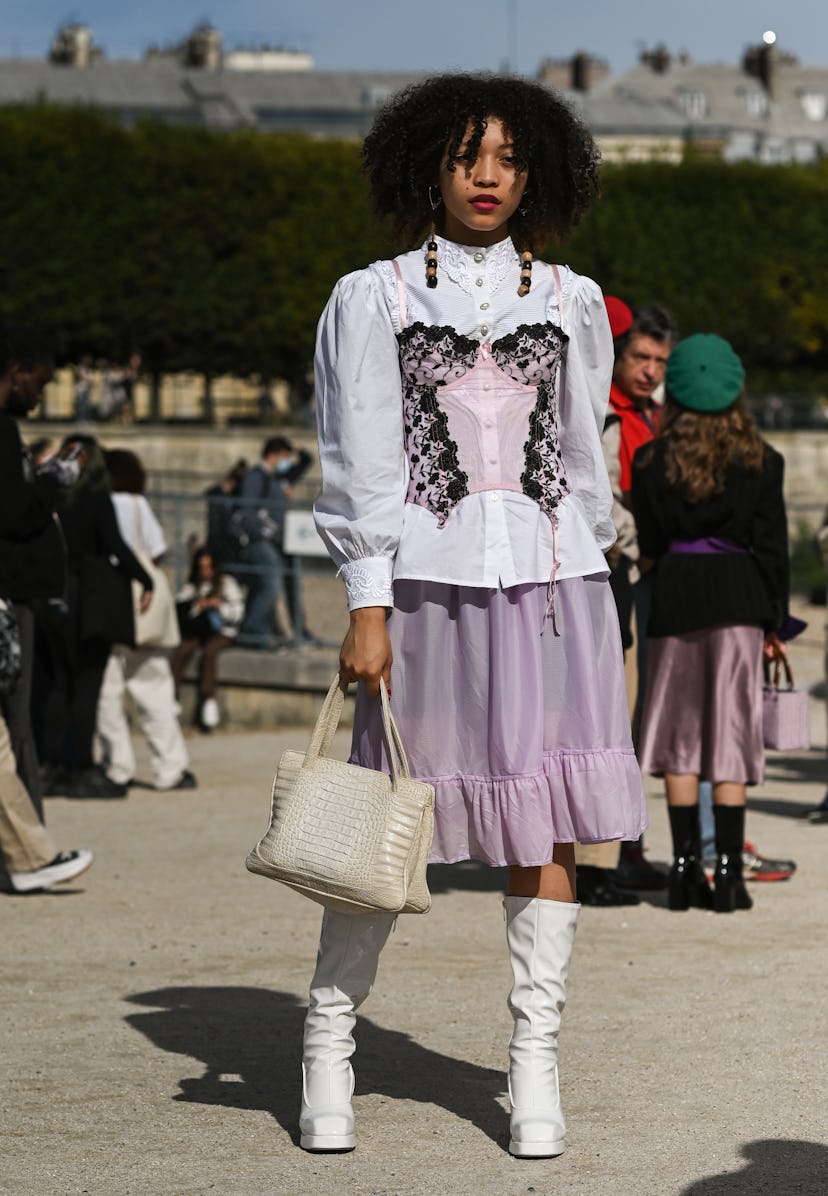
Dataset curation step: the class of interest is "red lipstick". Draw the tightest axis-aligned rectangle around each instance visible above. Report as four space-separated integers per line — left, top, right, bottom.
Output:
469 194 501 212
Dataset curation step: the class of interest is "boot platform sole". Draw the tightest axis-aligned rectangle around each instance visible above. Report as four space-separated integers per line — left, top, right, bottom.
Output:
300 1131 356 1152
508 1137 565 1158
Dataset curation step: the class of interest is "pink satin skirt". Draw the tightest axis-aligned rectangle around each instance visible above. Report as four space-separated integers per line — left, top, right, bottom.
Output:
350 576 647 868
638 625 764 785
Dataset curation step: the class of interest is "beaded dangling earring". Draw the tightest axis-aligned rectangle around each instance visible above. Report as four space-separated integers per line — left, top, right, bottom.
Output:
426 186 441 288
425 226 439 289
517 250 533 297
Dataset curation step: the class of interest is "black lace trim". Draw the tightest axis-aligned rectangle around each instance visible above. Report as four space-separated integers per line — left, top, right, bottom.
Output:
398 322 479 385
521 381 568 515
397 319 568 527
403 383 469 526
491 322 568 387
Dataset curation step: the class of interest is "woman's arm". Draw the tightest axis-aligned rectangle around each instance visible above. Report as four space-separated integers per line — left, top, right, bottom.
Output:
95 493 154 593
556 274 616 551
751 447 789 630
630 445 669 562
313 267 407 693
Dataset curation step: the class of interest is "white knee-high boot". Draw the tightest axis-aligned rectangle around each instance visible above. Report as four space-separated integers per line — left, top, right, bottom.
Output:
299 908 395 1152
504 895 580 1158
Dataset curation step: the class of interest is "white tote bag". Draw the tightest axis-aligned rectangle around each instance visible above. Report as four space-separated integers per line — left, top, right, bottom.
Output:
131 497 180 649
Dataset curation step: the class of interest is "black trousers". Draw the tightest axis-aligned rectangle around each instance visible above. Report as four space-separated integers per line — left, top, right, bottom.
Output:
36 587 111 772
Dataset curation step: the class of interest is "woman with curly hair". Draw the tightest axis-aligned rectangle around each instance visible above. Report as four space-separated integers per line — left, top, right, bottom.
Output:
632 335 789 914
305 73 646 1158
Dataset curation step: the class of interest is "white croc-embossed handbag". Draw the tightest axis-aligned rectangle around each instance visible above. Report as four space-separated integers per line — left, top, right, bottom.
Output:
246 676 435 914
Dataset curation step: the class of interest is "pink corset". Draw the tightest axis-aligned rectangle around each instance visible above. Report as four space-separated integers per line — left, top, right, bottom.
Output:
391 260 570 631
392 264 570 531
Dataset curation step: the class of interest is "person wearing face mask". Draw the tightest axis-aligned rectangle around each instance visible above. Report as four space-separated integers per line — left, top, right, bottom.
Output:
235 436 311 649
0 324 77 816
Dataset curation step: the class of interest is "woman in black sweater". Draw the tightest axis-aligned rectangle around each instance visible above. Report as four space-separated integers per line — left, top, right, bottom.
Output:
631 335 789 913
44 436 153 798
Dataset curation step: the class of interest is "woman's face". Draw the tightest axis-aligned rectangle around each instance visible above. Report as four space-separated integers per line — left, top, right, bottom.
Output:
197 554 214 581
437 116 527 247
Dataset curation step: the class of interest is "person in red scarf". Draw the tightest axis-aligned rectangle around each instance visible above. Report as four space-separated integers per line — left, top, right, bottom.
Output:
606 297 677 503
604 298 678 893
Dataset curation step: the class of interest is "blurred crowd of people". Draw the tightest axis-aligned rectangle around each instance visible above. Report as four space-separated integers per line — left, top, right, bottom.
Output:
203 436 317 650
74 354 142 423
1 321 321 895
2 307 824 899
576 295 820 913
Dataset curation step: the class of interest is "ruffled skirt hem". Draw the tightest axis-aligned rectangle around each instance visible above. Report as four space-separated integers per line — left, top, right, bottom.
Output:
424 747 648 866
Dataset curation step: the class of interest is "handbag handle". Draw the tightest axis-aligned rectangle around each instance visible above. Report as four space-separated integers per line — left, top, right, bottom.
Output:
304 675 410 790
763 653 794 691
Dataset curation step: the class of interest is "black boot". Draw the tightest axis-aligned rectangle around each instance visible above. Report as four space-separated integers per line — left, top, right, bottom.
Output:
667 805 714 911
713 805 753 913
576 865 640 907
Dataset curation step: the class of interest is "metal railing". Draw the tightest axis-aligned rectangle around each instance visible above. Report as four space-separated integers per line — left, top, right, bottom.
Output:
146 490 334 649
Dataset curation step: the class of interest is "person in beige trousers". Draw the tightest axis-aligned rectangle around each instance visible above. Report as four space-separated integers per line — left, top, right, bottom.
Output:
0 709 93 893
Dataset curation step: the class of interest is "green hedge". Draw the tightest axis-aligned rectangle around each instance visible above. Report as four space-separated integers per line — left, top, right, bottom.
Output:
1 104 826 397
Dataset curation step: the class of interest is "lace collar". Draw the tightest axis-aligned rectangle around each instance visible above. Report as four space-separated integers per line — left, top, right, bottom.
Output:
422 235 519 296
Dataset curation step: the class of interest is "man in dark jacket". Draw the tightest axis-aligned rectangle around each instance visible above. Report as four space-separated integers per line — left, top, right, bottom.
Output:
236 436 312 648
0 325 75 814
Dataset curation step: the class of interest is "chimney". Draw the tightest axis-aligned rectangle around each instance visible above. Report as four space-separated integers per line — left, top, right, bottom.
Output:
184 24 223 70
640 44 671 74
49 23 94 67
743 42 777 96
571 51 591 92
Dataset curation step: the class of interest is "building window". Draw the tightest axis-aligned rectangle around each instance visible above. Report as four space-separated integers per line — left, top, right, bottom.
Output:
677 89 708 119
363 85 392 109
743 89 769 118
800 91 826 121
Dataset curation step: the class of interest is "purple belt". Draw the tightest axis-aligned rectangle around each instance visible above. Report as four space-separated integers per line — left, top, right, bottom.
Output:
668 537 748 555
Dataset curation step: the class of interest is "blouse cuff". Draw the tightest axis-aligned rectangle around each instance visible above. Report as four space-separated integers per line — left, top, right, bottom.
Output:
338 557 394 611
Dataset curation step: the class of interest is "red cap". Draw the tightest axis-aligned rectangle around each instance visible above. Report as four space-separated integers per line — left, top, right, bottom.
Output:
604 295 634 339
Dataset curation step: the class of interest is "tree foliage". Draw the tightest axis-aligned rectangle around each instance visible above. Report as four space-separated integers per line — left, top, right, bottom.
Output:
0 104 826 399
563 159 828 375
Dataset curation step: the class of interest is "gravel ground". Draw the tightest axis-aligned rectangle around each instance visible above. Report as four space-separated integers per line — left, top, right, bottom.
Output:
2 611 826 1196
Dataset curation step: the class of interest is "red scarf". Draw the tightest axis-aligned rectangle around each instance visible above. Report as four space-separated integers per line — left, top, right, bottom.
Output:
609 382 660 494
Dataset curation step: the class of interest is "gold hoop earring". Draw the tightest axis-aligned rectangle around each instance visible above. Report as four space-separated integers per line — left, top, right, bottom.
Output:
428 185 442 211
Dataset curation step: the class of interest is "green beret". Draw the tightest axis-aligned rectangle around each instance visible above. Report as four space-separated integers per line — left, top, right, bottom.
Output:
665 334 745 413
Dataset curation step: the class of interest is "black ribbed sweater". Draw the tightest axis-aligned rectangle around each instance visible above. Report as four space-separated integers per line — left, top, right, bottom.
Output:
630 440 789 637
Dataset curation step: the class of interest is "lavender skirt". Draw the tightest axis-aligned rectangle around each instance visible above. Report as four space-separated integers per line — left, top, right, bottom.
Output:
638 626 765 785
350 576 647 867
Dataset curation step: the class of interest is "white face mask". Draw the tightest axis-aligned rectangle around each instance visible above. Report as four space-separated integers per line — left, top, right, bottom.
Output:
272 458 293 476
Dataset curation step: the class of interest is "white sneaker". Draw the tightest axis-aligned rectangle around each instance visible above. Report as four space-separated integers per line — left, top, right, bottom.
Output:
200 697 221 728
10 849 94 893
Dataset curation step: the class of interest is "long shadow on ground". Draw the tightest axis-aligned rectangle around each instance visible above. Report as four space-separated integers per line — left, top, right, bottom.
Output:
680 1139 828 1195
125 985 508 1149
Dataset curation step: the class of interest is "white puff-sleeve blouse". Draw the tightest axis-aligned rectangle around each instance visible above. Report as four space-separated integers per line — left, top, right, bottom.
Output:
314 236 615 611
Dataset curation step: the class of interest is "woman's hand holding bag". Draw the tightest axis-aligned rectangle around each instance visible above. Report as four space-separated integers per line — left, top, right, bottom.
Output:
762 649 810 751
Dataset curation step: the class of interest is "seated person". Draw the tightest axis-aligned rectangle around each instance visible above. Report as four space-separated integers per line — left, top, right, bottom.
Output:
172 547 243 730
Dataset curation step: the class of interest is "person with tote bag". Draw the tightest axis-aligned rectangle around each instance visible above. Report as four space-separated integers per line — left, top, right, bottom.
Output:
632 335 790 914
95 450 196 792
303 74 647 1158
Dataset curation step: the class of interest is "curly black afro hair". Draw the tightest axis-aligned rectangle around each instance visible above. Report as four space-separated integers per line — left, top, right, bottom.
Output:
362 73 601 251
